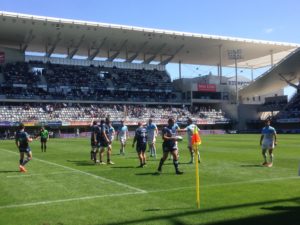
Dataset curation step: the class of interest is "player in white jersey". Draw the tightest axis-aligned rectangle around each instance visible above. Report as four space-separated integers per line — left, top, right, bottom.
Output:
117 120 129 155
183 118 201 164
260 120 277 167
146 119 158 158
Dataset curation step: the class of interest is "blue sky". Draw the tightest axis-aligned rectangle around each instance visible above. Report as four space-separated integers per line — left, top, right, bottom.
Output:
2 0 300 96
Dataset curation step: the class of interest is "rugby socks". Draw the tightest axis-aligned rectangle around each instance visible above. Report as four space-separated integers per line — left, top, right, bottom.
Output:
173 159 179 172
153 146 157 158
262 150 267 163
22 158 31 166
19 159 23 165
158 158 164 171
173 160 183 174
270 154 274 163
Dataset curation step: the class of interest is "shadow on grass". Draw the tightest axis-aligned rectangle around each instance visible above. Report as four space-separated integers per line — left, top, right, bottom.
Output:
66 160 95 166
100 197 300 225
144 207 192 212
135 172 158 176
240 164 262 167
111 166 136 169
0 170 19 173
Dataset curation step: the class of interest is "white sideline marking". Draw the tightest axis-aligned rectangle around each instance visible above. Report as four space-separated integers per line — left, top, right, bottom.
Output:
147 176 299 194
6 171 76 178
0 148 146 193
0 192 144 209
0 176 298 209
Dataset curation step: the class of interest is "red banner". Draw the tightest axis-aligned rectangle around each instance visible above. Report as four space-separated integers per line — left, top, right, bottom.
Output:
197 84 216 92
0 52 5 64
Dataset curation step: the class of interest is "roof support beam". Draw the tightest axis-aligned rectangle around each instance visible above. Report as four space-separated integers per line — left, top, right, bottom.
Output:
143 43 166 64
106 40 128 62
66 35 85 59
87 38 107 60
45 33 61 57
20 29 35 52
159 44 184 65
125 41 148 63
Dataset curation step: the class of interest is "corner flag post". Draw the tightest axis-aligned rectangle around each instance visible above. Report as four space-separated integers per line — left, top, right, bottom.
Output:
192 126 201 208
194 144 200 208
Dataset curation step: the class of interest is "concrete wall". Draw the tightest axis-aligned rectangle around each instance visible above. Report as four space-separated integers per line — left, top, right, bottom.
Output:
238 104 262 130
0 46 25 64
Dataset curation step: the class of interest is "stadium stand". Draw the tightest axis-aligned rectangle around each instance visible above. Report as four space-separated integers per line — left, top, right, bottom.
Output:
276 93 300 120
0 61 175 102
0 102 229 124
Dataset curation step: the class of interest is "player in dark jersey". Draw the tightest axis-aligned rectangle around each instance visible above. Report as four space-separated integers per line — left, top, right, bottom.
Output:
157 118 183 175
132 122 147 168
36 126 49 152
15 123 33 172
97 119 114 165
90 120 98 162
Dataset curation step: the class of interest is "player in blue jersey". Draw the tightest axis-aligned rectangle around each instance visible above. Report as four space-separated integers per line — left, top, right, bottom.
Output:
15 123 33 172
132 122 147 167
146 119 158 158
260 120 277 167
157 118 183 175
184 118 201 164
117 120 129 155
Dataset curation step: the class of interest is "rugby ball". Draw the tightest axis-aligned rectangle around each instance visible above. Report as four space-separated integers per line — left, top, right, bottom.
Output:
176 136 183 141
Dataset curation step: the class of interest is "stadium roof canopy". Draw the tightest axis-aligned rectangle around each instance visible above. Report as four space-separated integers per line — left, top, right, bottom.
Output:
0 11 299 68
240 47 300 97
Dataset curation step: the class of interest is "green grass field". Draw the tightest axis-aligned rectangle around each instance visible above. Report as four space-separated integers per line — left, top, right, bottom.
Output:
0 134 299 225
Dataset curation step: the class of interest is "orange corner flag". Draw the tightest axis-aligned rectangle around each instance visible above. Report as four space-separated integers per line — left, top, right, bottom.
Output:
192 126 202 146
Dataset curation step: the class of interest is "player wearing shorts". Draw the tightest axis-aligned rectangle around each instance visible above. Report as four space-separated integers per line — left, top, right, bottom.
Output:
98 119 114 165
157 118 183 175
117 120 128 155
132 122 147 167
168 120 180 160
106 118 115 155
260 119 277 167
15 123 33 172
90 120 98 162
146 119 158 158
184 118 201 164
36 126 49 152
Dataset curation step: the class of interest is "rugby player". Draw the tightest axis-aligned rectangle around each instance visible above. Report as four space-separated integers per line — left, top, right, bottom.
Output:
117 120 128 155
260 119 277 167
132 122 147 167
157 118 183 175
146 119 158 158
183 118 201 164
36 126 49 152
98 119 114 165
15 123 33 172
